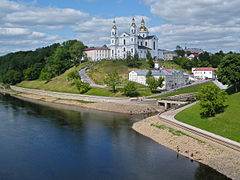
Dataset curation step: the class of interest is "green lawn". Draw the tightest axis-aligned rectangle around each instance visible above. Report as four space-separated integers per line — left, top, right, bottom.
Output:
151 82 214 99
175 92 240 142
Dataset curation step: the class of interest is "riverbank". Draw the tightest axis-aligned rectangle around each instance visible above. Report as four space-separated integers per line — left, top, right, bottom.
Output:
0 87 162 115
132 115 240 180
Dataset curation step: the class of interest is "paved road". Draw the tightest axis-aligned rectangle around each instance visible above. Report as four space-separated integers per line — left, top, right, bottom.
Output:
159 102 240 152
78 64 106 88
213 80 228 90
146 79 212 99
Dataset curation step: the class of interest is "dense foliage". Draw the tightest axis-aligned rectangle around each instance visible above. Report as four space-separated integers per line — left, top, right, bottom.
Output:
125 52 140 67
173 50 225 71
0 40 86 84
146 75 164 92
196 84 226 117
123 81 137 97
146 50 154 68
217 54 240 92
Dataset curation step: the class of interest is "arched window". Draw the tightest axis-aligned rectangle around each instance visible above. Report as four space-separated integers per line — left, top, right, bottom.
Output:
123 39 126 45
145 42 147 46
153 41 156 50
123 48 126 52
112 50 114 55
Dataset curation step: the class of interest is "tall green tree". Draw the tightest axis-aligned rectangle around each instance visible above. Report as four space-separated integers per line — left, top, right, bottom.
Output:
104 71 121 92
146 75 164 92
3 70 22 85
196 84 226 117
69 41 85 64
146 50 154 68
217 54 240 92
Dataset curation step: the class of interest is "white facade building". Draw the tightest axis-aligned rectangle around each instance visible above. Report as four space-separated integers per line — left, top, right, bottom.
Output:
129 69 189 90
84 47 110 61
110 18 159 60
192 67 218 79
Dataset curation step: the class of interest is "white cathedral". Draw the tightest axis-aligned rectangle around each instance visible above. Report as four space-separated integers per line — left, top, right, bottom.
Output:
110 18 160 60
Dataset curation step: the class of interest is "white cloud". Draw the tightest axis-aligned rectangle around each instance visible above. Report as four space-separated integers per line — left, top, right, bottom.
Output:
143 0 240 26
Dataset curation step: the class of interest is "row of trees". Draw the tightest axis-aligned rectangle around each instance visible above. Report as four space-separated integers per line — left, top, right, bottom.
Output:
0 40 86 85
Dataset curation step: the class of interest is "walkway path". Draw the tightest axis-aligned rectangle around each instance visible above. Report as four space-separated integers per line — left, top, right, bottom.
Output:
11 86 128 103
159 102 240 152
78 64 106 88
146 79 212 99
213 80 228 90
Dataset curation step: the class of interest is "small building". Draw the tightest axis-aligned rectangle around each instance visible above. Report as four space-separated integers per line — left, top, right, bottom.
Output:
192 67 218 79
163 50 177 61
129 69 189 90
84 47 110 61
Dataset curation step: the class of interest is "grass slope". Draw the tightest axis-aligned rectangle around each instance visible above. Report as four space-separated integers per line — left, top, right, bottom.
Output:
151 82 214 99
88 59 186 85
175 92 240 142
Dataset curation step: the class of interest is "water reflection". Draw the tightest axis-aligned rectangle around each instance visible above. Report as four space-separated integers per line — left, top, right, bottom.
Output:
0 94 230 180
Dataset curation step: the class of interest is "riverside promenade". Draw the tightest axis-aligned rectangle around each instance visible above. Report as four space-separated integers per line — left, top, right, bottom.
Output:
159 102 240 152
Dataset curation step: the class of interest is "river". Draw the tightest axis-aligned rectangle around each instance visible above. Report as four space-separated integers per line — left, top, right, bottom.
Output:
0 94 229 180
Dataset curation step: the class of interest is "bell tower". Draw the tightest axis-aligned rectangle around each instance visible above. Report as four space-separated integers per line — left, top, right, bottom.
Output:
110 19 118 59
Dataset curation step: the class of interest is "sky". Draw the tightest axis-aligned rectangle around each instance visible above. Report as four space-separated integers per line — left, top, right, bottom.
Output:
1 0 240 56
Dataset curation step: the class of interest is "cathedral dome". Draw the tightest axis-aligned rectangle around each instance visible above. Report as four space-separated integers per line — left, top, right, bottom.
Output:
131 17 136 27
138 18 148 32
138 25 148 32
112 19 117 29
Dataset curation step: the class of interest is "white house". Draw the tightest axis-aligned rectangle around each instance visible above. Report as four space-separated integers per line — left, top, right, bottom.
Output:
84 47 110 61
192 67 218 79
129 69 189 90
110 18 160 60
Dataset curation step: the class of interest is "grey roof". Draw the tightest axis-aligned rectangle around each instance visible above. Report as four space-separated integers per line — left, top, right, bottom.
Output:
138 46 152 50
132 69 171 76
138 35 156 40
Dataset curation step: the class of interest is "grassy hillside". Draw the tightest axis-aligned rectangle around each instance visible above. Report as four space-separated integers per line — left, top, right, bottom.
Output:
17 61 153 97
175 92 240 142
17 62 92 94
88 60 187 85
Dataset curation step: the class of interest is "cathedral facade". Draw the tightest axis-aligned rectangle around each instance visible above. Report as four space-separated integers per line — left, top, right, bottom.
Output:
110 18 159 60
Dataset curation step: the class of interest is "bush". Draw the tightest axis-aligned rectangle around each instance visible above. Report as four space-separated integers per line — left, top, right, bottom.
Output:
75 79 91 94
196 84 226 117
123 81 137 97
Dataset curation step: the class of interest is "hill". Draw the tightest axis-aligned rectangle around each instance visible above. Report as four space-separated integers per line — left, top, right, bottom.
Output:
88 59 188 85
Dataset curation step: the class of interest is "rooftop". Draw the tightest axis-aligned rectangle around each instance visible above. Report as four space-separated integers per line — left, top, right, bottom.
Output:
84 47 110 51
194 67 218 71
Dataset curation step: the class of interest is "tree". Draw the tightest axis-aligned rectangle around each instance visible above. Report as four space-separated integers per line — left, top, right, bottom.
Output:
69 41 85 64
74 79 91 94
209 54 222 68
67 70 80 83
175 45 185 57
199 52 210 62
196 84 226 117
146 70 152 78
3 70 22 85
123 81 137 97
146 50 154 68
146 76 164 92
217 54 240 92
104 71 121 92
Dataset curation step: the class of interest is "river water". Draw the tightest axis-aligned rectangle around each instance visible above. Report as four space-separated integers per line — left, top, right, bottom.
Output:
0 94 229 180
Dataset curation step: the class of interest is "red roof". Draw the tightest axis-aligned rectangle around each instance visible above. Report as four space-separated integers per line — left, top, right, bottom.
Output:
84 47 110 51
194 67 218 71
191 53 199 57
162 68 172 74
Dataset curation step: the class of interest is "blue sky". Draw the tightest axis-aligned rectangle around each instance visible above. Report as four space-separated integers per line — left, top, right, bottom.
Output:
1 0 240 55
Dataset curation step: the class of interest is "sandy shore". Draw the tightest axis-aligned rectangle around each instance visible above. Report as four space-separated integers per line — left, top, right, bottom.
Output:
0 88 162 115
132 115 240 180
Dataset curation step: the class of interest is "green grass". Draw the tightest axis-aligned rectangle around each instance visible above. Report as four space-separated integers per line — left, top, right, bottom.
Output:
55 98 95 104
175 92 240 142
151 82 214 99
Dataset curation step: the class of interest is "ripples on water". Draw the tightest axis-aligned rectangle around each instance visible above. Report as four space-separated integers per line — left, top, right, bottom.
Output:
0 94 230 180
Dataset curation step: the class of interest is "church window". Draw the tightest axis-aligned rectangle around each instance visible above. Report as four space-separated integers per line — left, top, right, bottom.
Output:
131 48 133 53
112 40 114 43
153 41 156 50
131 38 133 42
141 42 143 46
112 50 114 55
123 48 125 52
124 39 126 45
143 34 145 37
145 42 147 46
